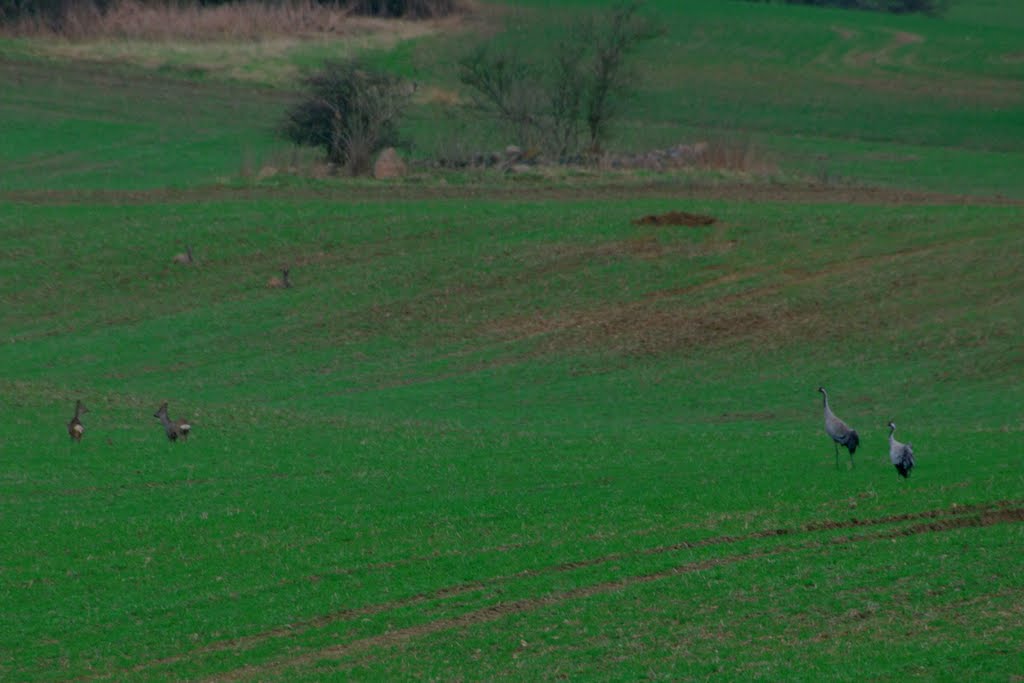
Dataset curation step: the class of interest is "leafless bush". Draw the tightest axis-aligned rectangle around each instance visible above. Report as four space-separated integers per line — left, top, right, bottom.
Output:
281 59 412 175
458 1 660 161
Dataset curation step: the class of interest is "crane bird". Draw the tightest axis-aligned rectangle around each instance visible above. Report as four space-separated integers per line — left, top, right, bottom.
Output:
887 421 915 478
818 387 859 469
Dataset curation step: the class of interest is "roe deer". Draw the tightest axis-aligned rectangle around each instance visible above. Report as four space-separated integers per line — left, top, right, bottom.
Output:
67 400 87 442
267 268 292 289
154 401 191 441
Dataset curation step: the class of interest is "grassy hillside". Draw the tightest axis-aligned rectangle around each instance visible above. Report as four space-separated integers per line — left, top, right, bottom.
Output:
1 1 1023 680
2 0 1023 195
3 195 1022 680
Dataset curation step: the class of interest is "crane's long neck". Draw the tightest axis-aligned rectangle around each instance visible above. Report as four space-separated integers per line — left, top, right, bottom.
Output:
156 408 172 429
74 401 83 419
889 423 896 442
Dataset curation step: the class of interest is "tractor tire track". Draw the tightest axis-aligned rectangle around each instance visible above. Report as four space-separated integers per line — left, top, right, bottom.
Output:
208 549 783 683
210 504 1024 681
99 500 1023 681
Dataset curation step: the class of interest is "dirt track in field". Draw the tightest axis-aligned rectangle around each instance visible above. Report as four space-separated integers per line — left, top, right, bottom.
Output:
85 499 1024 681
5 182 1022 207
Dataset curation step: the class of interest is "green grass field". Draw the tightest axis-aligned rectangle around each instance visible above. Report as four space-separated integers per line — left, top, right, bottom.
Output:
2 0 1023 680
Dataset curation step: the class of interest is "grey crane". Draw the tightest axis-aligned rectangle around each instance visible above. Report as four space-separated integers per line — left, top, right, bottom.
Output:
887 421 915 478
818 387 859 469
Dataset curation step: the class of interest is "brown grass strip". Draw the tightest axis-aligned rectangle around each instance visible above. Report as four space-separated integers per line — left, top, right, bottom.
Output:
5 183 1022 208
0 0 458 41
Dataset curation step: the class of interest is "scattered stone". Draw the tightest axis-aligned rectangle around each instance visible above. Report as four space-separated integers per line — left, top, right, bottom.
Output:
607 141 711 171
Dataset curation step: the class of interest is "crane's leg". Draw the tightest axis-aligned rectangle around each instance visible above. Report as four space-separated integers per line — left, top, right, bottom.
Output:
834 442 839 469
849 450 855 469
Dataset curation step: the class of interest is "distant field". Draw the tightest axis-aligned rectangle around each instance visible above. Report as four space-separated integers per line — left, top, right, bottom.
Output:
1 0 1022 680
2 0 1023 196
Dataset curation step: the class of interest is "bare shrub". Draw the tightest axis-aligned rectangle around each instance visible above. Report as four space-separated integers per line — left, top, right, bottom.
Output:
458 1 660 161
281 59 412 175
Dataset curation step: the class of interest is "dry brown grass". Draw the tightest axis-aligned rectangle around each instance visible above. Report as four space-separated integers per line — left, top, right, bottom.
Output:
698 139 778 175
1 0 466 42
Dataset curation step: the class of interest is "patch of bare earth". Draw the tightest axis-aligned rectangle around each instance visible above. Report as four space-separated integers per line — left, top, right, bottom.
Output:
632 211 717 227
489 299 819 358
481 246 819 358
831 26 859 41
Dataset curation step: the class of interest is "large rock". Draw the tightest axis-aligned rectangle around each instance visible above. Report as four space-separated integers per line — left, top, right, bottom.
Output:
373 147 407 179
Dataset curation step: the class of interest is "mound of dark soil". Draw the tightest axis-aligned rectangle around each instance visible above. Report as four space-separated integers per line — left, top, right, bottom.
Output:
633 211 717 227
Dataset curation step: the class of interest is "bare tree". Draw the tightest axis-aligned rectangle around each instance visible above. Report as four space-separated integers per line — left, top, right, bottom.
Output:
458 1 660 161
281 60 412 175
583 1 660 153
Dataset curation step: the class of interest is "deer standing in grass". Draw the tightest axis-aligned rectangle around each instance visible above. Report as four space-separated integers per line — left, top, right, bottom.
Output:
267 268 291 289
67 400 87 442
173 245 194 265
154 402 191 442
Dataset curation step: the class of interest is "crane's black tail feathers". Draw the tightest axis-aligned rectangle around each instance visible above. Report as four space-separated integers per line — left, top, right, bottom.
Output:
895 445 914 478
844 430 860 455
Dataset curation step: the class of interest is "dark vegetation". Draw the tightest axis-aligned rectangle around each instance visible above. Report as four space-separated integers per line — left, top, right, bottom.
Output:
278 1 662 172
741 0 950 16
346 0 456 17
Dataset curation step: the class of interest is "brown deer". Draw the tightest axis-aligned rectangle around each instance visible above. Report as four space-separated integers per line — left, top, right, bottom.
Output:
267 267 292 289
173 245 194 265
67 400 87 442
154 402 191 442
